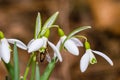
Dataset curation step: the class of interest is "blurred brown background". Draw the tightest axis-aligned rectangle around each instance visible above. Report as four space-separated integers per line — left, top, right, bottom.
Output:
0 0 120 80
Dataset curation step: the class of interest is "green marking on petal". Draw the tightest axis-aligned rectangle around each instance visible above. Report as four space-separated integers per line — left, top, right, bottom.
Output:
0 31 4 39
90 58 97 64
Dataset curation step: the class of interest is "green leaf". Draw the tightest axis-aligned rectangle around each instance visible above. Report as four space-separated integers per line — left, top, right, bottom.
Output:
40 12 59 36
35 62 40 80
23 53 35 80
4 62 14 80
67 26 91 39
34 12 42 39
40 58 56 80
30 60 36 80
13 42 19 80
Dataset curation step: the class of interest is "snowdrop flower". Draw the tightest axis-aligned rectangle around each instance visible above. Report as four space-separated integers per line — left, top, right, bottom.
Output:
57 28 83 56
27 30 62 62
0 31 27 63
80 41 113 72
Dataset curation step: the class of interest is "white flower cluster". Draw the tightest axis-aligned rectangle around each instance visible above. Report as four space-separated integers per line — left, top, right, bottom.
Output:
0 12 113 73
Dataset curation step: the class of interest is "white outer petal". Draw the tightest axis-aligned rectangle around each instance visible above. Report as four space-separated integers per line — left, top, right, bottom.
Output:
0 42 2 61
27 39 35 48
92 50 113 66
1 38 10 63
70 37 83 47
56 39 62 49
7 39 27 50
87 49 97 64
54 40 61 58
42 37 48 48
48 41 62 62
61 36 79 55
64 39 79 56
28 39 43 53
80 51 90 72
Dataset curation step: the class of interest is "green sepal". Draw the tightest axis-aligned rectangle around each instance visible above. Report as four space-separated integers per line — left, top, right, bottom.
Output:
0 31 4 39
85 41 90 49
58 28 65 37
44 29 50 38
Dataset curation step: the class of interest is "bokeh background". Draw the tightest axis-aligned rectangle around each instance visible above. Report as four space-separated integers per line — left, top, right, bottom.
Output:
0 0 120 80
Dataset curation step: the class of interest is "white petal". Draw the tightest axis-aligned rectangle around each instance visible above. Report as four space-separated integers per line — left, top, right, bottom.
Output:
1 38 10 63
48 41 62 62
7 39 27 50
80 52 90 72
61 36 79 55
64 39 79 56
54 40 62 58
42 37 48 48
0 42 2 57
46 53 51 63
27 39 35 48
92 50 113 66
87 49 97 64
28 39 43 53
71 37 83 47
56 39 62 49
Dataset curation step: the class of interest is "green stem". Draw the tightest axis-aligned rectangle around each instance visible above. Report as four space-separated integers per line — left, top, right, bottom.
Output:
74 35 87 41
23 53 35 80
41 58 56 80
30 56 36 80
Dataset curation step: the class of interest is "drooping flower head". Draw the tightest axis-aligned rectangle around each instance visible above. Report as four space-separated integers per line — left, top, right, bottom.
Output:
80 41 113 72
0 31 27 63
56 26 91 56
27 12 62 62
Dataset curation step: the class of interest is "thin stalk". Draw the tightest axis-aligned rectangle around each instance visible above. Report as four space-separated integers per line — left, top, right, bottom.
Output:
40 58 56 80
13 42 19 80
23 53 35 80
30 56 36 80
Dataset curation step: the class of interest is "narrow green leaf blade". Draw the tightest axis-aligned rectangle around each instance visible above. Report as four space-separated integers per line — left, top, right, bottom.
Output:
35 62 40 80
40 58 56 80
34 12 42 39
4 62 14 80
30 60 35 80
13 42 19 80
67 26 91 39
40 12 59 36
